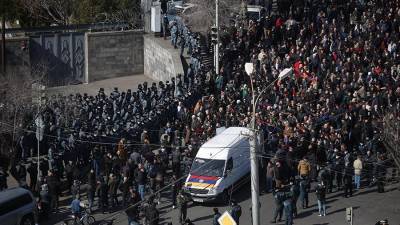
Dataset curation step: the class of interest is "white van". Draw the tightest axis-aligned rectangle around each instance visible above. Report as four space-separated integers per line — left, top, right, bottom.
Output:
0 187 37 225
184 127 261 203
247 5 266 21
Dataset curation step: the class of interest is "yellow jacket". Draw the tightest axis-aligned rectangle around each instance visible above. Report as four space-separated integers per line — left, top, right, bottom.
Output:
298 160 311 176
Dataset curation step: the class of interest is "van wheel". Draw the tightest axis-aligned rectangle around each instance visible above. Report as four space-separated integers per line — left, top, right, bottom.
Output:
220 190 229 205
20 216 34 225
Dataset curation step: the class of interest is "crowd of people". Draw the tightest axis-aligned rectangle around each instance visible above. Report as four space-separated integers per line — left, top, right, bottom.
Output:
1 0 400 225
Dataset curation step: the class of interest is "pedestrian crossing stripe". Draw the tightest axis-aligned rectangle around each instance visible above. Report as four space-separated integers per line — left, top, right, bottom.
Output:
218 211 237 225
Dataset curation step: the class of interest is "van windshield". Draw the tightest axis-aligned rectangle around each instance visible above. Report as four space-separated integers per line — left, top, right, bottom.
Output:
247 11 260 21
190 158 225 177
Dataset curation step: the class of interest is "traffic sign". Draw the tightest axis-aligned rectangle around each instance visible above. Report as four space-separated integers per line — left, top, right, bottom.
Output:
35 116 45 141
218 211 237 225
346 207 353 225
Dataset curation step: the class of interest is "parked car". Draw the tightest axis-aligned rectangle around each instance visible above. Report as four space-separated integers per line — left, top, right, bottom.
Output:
0 187 38 225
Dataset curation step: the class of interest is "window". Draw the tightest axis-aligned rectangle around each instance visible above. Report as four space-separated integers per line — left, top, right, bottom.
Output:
226 158 233 172
0 193 33 216
191 158 225 177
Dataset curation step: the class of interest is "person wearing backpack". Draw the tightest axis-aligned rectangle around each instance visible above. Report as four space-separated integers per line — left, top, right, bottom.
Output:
315 181 327 216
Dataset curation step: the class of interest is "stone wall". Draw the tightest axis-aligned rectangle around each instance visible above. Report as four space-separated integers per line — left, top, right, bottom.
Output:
85 30 144 82
144 35 184 82
1 37 31 76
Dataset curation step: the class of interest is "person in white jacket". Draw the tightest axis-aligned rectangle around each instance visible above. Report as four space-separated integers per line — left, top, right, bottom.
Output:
353 155 363 189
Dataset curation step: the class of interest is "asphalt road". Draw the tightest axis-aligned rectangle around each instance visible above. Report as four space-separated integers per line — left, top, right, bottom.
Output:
7 169 400 225
40 181 400 225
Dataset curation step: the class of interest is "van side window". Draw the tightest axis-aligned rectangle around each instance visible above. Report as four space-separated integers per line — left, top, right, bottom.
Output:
0 193 33 216
226 158 233 171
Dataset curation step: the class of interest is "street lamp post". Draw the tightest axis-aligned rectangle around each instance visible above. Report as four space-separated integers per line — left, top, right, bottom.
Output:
215 0 220 75
35 84 46 180
245 63 292 225
245 63 260 225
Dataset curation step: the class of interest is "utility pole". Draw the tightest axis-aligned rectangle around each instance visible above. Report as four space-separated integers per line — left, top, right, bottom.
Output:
37 96 41 179
215 0 220 75
1 13 5 74
245 63 260 225
245 64 291 225
250 112 260 225
35 84 45 179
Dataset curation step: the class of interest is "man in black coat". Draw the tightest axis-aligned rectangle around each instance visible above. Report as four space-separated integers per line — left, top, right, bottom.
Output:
343 166 353 198
64 161 74 193
87 169 96 212
46 170 60 212
97 176 109 214
27 163 37 192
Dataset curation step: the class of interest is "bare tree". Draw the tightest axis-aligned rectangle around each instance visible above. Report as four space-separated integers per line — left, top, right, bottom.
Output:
0 58 50 159
0 70 34 158
19 0 75 25
183 0 242 33
106 6 143 30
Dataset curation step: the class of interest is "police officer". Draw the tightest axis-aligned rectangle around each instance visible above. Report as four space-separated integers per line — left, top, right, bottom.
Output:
171 22 178 49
